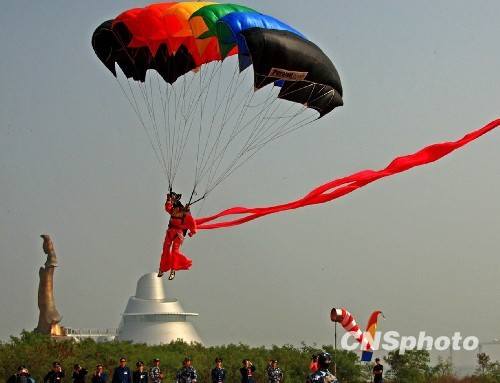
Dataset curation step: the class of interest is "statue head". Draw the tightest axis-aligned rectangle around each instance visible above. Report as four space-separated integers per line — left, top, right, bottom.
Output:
41 234 57 267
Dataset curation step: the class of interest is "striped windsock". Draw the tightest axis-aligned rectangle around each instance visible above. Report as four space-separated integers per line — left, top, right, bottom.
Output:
330 307 371 350
361 310 384 362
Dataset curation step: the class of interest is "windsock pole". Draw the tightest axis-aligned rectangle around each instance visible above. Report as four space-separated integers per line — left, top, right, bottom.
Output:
334 321 337 375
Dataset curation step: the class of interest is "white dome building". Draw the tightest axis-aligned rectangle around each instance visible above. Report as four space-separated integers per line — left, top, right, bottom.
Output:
116 273 202 345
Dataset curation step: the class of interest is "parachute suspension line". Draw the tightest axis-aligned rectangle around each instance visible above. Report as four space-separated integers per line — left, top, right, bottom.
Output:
250 84 323 148
114 76 168 180
247 103 309 150
202 88 281 195
179 67 216 170
190 62 224 204
156 74 174 188
171 74 190 182
205 81 319 195
189 61 222 203
176 63 223 203
250 110 317 152
204 83 257 189
196 63 240 181
171 63 220 189
205 95 282 193
137 79 170 180
207 112 316 197
200 84 273 195
191 64 239 195
195 63 224 185
203 82 273 193
201 65 245 184
114 58 320 204
240 80 322 152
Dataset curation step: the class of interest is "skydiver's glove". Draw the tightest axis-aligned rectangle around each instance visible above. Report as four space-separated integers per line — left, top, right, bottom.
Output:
324 374 337 383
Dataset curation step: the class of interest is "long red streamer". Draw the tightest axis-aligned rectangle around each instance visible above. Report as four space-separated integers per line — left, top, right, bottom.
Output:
196 119 500 230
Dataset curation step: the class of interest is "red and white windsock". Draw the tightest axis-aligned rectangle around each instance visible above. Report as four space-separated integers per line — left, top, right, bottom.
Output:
330 307 372 351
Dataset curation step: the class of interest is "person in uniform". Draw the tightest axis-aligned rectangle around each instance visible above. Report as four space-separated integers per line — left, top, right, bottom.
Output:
306 352 338 383
267 360 283 383
309 355 319 373
133 362 148 383
8 366 35 383
72 365 88 383
240 360 256 383
44 362 65 383
175 358 197 383
112 358 132 383
211 358 226 383
158 192 197 280
91 365 107 383
372 358 383 383
149 359 163 383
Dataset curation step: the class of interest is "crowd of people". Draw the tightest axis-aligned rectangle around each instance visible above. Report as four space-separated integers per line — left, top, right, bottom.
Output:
6 353 384 383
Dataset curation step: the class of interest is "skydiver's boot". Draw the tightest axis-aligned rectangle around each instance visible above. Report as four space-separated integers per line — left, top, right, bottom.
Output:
157 270 164 278
168 270 176 280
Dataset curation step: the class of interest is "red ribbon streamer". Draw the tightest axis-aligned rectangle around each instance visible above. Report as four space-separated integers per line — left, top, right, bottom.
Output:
196 119 500 230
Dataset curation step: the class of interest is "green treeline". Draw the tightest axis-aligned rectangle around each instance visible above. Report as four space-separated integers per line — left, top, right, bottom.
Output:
0 332 360 383
1 332 499 383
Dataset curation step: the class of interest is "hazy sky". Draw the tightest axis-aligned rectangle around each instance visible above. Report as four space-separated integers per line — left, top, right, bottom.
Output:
1 0 499 369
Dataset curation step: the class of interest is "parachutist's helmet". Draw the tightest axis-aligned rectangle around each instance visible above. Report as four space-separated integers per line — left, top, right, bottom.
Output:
317 352 332 369
168 192 182 201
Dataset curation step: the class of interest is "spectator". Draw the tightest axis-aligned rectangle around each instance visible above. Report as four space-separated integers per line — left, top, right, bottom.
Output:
133 362 148 383
44 362 65 383
7 366 35 383
73 365 88 383
112 358 132 383
175 358 197 383
267 360 283 383
240 360 256 383
306 352 338 383
309 355 319 373
149 359 163 383
372 358 383 383
91 365 107 383
211 358 226 383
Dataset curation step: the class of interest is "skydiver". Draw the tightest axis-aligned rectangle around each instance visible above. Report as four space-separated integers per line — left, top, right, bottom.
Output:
158 192 197 280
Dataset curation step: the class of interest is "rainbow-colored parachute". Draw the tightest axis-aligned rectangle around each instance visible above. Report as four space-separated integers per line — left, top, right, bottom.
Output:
92 3 343 201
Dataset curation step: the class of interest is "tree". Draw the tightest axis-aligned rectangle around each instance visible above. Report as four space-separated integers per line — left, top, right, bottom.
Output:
474 352 500 383
476 353 491 376
428 357 454 382
384 349 431 383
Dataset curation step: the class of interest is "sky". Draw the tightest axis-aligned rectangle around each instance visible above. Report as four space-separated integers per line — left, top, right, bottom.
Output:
1 0 499 370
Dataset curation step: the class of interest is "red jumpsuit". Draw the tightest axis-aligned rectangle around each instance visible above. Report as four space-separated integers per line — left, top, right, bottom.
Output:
159 200 197 273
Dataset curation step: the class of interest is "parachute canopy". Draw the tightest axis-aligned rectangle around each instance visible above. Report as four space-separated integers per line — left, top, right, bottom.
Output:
92 2 343 116
92 2 343 203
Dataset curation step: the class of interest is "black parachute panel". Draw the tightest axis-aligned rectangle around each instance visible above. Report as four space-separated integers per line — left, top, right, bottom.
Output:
92 21 196 84
241 28 343 117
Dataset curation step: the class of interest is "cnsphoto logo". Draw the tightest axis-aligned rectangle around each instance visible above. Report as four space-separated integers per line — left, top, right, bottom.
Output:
341 331 479 354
